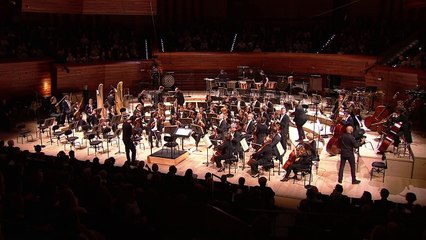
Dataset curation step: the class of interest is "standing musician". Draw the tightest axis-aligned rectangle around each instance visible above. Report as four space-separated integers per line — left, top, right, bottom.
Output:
151 64 161 89
278 107 290 151
122 116 137 165
338 126 364 184
191 112 207 148
331 94 347 120
249 135 273 178
214 132 235 172
62 94 73 124
153 86 165 106
210 114 229 146
293 100 308 142
175 87 185 107
255 69 269 95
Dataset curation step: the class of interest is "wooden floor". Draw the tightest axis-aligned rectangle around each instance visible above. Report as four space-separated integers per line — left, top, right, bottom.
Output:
3 91 426 209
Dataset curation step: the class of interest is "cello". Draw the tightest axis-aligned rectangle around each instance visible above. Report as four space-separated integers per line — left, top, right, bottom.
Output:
365 92 399 131
282 141 307 171
247 135 272 166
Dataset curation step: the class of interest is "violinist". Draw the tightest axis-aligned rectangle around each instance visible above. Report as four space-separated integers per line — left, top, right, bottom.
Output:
215 132 234 172
250 135 273 178
148 113 163 148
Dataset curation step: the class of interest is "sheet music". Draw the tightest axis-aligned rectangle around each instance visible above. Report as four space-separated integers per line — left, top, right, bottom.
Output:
203 134 212 148
240 138 249 151
276 142 285 156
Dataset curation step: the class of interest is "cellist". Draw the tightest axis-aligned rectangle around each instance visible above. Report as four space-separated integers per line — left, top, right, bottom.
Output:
214 132 235 172
249 134 273 178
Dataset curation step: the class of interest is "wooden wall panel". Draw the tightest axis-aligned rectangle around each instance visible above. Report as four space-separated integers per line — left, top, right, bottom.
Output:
22 0 156 15
83 0 156 15
22 0 82 14
56 61 152 96
0 60 51 100
156 52 376 90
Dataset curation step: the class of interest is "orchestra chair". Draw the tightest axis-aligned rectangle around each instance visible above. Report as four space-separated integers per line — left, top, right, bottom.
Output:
113 128 124 154
395 137 411 159
293 159 314 189
370 153 387 183
16 124 34 144
51 125 65 146
259 161 274 181
224 153 239 178
102 127 115 158
162 135 179 158
87 133 104 156
64 129 80 151
80 124 93 148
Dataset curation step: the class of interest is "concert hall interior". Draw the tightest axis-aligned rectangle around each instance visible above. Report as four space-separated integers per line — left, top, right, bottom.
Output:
1 0 426 239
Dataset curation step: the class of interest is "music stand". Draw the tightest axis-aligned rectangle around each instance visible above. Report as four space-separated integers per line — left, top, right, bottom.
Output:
174 127 193 150
38 117 55 148
190 124 204 152
240 138 249 170
203 134 213 166
180 118 193 127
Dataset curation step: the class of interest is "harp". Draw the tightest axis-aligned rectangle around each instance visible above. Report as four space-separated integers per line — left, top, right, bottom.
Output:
96 83 107 119
115 81 124 114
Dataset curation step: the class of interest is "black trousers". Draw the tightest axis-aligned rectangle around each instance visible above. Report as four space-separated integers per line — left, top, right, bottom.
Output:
123 140 136 163
296 124 305 140
338 154 356 182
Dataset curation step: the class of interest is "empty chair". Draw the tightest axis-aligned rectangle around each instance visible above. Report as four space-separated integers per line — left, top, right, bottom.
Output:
52 125 66 145
87 133 103 156
162 135 179 158
64 129 79 151
16 124 33 144
370 154 387 182
102 127 115 158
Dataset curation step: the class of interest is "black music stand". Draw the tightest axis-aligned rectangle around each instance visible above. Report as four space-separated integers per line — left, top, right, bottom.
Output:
180 118 193 127
203 134 213 166
190 124 204 152
174 128 193 151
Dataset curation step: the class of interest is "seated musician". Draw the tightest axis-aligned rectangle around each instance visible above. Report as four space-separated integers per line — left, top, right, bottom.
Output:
229 123 244 160
280 141 314 182
148 113 163 148
254 117 268 149
85 98 97 127
49 96 63 124
331 94 347 120
251 96 261 109
270 129 283 164
210 114 229 147
215 133 235 172
236 96 246 111
250 135 274 178
191 112 207 148
388 106 412 149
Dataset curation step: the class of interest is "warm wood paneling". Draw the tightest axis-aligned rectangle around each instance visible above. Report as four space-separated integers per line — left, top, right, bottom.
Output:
22 0 156 15
0 60 51 100
22 0 83 14
365 66 420 102
156 52 376 91
56 61 152 95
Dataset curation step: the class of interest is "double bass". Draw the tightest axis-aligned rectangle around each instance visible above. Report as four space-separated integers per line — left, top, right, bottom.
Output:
326 122 347 155
365 92 399 131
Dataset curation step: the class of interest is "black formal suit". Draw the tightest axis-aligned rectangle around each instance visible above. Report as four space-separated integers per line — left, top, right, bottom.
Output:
252 100 261 109
153 90 164 106
231 131 244 159
293 105 307 140
251 143 273 174
338 132 360 183
255 123 269 145
236 100 246 110
270 133 283 163
122 121 136 164
245 120 255 135
215 139 234 168
176 92 185 106
279 113 290 149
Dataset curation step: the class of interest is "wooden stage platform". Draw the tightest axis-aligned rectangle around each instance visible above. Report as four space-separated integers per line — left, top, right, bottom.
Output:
147 149 189 166
2 91 426 209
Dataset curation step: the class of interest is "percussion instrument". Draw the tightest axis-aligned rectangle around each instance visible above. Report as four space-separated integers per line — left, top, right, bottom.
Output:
255 82 262 90
239 81 249 90
162 74 175 88
204 78 215 90
227 81 237 90
265 81 277 90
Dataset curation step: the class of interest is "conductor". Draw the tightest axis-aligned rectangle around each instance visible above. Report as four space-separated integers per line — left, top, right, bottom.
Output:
338 126 364 184
122 116 137 165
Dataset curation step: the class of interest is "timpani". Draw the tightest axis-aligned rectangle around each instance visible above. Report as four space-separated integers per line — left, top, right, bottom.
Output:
239 81 249 90
254 82 263 90
265 81 277 90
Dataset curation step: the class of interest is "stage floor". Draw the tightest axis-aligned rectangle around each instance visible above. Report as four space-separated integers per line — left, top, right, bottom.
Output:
2 91 426 209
